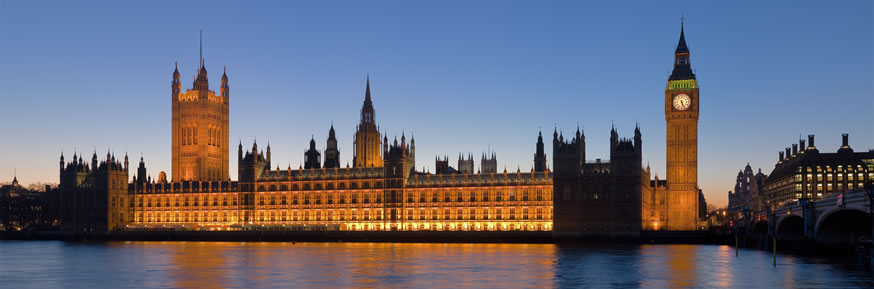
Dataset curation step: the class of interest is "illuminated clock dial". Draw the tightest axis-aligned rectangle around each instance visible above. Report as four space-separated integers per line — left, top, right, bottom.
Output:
673 94 691 110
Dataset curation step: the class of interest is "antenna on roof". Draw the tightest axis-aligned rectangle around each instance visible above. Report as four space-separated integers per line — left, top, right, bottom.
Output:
199 30 203 66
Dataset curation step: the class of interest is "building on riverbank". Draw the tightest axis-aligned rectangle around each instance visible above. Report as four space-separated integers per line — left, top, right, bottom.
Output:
728 163 767 213
57 25 704 235
762 134 874 209
1 177 59 231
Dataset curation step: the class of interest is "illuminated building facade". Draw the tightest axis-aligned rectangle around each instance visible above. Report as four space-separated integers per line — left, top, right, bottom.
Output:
762 134 874 208
170 62 231 182
171 35 230 182
65 79 553 232
58 26 707 234
649 23 700 230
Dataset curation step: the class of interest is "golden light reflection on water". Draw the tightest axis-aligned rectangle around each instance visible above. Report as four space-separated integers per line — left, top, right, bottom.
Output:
665 245 696 288
120 242 558 289
3 241 874 288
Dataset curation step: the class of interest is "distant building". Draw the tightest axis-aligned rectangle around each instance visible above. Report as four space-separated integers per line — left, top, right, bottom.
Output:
727 163 766 212
762 134 874 208
0 177 59 231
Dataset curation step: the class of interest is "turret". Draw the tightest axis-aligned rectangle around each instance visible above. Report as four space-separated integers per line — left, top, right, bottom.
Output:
91 151 98 171
534 131 547 172
221 66 229 103
238 141 243 163
304 137 321 169
266 142 272 168
172 62 181 99
610 126 619 149
324 124 341 168
194 62 208 92
634 124 642 154
137 157 147 185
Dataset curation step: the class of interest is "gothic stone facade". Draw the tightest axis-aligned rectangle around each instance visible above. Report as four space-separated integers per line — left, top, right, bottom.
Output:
552 127 644 238
171 61 230 182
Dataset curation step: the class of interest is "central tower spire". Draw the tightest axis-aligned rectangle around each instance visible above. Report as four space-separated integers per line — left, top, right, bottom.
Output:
353 75 382 167
362 74 374 124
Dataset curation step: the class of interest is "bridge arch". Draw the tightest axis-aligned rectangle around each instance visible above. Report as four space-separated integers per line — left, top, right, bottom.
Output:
774 214 804 241
751 220 769 236
814 208 871 246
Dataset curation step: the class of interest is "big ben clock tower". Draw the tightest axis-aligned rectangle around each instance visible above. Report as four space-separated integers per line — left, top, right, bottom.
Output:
664 22 699 230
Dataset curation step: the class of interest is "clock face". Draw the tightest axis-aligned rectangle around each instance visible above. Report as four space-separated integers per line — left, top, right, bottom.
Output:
673 94 691 110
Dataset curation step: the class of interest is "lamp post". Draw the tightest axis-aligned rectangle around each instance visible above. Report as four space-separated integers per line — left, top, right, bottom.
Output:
866 183 873 268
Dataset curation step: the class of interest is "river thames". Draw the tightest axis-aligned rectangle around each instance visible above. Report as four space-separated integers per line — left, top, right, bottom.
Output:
1 241 872 288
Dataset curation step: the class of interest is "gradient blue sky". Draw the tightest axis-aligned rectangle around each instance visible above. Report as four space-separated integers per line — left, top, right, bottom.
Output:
1 1 872 206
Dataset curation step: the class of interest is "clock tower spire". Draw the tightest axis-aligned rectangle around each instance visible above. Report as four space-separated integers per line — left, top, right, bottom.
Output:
664 21 699 230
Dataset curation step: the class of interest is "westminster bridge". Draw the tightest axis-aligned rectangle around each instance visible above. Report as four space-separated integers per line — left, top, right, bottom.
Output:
735 185 874 249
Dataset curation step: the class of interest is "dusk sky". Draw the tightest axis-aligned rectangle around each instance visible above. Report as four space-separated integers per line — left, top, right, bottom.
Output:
1 1 871 206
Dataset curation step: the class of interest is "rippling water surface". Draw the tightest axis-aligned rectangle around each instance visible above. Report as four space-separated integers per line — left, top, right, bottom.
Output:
1 241 872 288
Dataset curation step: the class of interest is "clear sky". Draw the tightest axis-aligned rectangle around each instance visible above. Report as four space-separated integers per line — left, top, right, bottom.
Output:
1 1 872 206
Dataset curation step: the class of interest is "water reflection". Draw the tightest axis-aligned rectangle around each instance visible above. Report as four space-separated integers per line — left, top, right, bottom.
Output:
1 241 873 288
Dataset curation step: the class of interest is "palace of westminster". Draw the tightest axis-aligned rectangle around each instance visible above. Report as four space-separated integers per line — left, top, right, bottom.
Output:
59 25 703 237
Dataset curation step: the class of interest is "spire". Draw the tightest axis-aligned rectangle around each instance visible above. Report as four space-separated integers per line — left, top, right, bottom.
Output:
675 20 689 54
365 74 372 106
360 75 375 125
194 30 209 90
669 19 695 81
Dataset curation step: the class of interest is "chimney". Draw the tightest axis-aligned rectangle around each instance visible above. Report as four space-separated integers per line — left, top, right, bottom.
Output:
807 135 815 149
792 144 798 156
785 147 791 159
778 151 784 162
842 134 849 147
